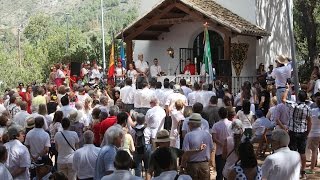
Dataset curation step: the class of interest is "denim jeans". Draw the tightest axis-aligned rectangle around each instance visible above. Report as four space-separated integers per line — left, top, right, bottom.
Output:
276 88 291 103
133 144 152 177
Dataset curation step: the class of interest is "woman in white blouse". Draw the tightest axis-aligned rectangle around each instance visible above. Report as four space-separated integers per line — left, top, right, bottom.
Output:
127 63 138 87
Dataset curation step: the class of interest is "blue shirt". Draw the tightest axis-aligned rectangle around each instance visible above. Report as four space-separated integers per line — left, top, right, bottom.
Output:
182 127 214 162
94 145 117 180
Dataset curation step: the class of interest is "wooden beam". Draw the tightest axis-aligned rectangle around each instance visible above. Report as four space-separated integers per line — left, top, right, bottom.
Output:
135 36 159 40
224 35 231 60
125 3 176 41
125 40 133 67
156 16 193 25
146 26 171 32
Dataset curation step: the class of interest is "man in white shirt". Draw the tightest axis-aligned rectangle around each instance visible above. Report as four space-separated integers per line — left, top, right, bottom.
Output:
0 145 13 180
138 80 155 115
251 110 274 143
198 84 216 107
271 55 292 103
120 78 135 113
25 117 51 162
57 95 77 118
13 101 29 128
187 83 201 107
150 58 161 78
262 129 301 180
73 130 100 180
160 81 173 108
211 107 232 180
145 97 166 147
54 118 79 180
165 84 188 115
135 53 149 76
90 63 101 79
5 125 31 180
7 95 21 120
180 79 192 97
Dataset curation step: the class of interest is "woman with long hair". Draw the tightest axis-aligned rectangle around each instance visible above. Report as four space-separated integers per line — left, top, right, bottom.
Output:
236 100 254 130
228 141 262 179
38 104 52 127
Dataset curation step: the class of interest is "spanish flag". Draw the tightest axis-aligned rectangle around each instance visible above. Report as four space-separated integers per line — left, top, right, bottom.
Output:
108 40 115 78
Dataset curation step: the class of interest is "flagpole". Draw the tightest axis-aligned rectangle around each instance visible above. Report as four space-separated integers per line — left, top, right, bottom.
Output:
100 0 106 71
285 0 299 94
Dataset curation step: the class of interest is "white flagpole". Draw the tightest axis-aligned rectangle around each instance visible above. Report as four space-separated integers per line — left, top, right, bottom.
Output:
100 0 106 71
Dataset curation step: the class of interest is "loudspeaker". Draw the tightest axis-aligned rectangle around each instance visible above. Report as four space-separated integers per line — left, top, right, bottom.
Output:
70 62 81 76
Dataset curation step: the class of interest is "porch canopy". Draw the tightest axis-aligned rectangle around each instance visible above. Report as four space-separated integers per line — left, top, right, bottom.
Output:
116 0 270 63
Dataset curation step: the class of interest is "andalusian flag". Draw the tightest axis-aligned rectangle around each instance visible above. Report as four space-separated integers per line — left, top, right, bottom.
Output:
108 39 115 78
203 26 214 82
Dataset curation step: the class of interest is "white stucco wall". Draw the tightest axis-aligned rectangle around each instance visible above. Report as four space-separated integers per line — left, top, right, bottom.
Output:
214 0 256 24
256 0 292 68
133 22 256 78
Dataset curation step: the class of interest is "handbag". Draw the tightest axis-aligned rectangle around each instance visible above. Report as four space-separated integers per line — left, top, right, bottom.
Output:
60 132 76 151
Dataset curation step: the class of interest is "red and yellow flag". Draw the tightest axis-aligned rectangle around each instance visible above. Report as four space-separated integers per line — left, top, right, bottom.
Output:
108 42 115 78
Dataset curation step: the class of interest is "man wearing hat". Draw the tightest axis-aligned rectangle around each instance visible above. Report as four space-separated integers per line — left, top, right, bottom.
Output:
32 155 53 180
271 55 292 103
182 113 214 180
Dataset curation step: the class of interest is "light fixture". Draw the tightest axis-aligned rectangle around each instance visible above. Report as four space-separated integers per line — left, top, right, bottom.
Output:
167 47 174 58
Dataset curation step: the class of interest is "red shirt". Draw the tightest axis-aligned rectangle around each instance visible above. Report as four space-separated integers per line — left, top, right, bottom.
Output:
183 64 196 75
92 122 102 146
100 116 117 136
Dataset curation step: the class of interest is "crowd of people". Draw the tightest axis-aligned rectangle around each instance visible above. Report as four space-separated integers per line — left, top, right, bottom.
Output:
0 53 319 180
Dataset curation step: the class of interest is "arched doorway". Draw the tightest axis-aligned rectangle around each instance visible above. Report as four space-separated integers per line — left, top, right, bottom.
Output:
193 30 224 73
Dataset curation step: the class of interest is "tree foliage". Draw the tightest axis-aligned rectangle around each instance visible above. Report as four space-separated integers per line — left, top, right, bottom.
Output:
0 0 138 91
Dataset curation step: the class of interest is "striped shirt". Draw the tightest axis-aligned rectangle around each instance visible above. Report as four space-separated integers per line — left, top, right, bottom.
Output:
286 101 311 133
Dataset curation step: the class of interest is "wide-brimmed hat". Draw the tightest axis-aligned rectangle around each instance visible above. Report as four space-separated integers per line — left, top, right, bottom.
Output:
154 130 174 143
276 55 289 65
26 117 35 129
189 113 202 123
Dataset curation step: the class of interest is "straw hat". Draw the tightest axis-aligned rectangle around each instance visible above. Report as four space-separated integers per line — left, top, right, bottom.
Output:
189 113 202 124
276 55 289 65
154 130 174 143
26 117 35 129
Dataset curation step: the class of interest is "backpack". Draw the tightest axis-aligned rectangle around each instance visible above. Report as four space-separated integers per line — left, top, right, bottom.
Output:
134 126 146 154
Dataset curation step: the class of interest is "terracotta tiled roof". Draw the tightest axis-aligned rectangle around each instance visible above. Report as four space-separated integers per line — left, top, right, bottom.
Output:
181 0 270 36
117 0 270 39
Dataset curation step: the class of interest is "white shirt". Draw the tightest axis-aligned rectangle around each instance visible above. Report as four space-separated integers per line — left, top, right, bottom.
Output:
152 171 192 180
139 88 155 108
181 86 192 97
314 79 320 94
115 67 126 77
161 89 173 108
134 89 142 108
165 92 188 115
102 170 143 180
73 144 100 179
0 162 13 180
77 94 89 105
252 117 273 136
187 91 200 107
13 110 30 128
262 147 300 180
309 108 320 137
54 130 79 164
271 65 291 88
135 60 149 73
211 118 232 155
57 105 77 118
25 128 51 158
145 106 166 139
4 140 31 180
28 113 49 130
91 68 101 79
199 91 216 107
120 86 135 104
182 117 210 134
236 110 254 130
55 69 65 79
150 65 161 77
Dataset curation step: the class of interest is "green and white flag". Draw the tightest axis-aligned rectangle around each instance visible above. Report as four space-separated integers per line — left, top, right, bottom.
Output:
203 26 214 81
